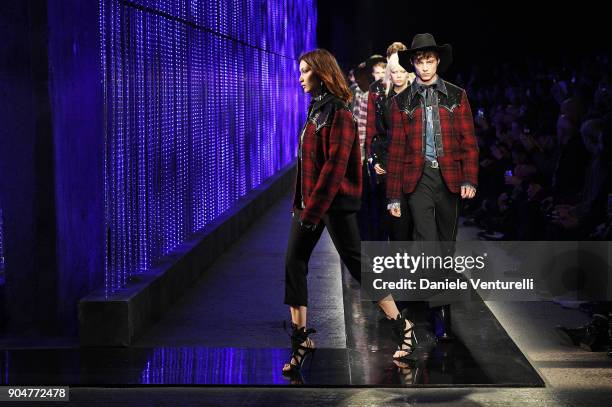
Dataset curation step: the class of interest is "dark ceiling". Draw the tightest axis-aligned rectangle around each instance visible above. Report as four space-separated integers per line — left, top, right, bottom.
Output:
316 0 609 74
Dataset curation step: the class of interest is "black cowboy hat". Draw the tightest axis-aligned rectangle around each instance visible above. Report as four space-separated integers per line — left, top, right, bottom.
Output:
365 54 387 74
397 33 453 73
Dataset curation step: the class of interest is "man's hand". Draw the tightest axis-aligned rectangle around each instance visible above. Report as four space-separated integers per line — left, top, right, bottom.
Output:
373 163 387 175
461 185 476 199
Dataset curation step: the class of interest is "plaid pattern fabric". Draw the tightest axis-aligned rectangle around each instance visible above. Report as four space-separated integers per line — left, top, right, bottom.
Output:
295 97 362 225
386 81 479 198
352 88 369 158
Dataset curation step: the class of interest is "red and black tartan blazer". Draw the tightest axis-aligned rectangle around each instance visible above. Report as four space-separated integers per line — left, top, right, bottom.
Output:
293 94 362 225
386 79 479 199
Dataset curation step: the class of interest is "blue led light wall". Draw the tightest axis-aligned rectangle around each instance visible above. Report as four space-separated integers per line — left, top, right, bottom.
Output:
139 347 288 384
99 0 316 294
0 204 4 277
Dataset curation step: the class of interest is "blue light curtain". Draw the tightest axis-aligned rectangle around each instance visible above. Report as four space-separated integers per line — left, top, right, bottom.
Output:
99 0 316 295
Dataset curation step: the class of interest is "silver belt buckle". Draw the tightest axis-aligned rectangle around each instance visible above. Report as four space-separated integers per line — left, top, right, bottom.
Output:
429 159 439 169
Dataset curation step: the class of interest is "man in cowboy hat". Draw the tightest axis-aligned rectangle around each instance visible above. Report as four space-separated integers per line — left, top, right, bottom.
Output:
386 33 479 341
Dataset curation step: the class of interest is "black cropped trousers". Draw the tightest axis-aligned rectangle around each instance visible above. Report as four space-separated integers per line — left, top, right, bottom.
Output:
284 208 363 307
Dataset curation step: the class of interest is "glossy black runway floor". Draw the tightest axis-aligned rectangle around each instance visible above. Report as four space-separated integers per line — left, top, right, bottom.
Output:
0 282 543 387
0 194 544 388
0 342 542 387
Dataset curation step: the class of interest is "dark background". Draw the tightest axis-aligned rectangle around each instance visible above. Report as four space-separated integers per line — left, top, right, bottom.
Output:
317 0 609 76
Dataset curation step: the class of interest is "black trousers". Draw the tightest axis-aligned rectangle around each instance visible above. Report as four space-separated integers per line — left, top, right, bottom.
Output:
369 178 388 241
284 209 362 307
407 165 459 248
406 165 460 308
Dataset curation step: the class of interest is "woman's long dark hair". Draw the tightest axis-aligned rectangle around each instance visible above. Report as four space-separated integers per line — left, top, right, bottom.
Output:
299 49 352 104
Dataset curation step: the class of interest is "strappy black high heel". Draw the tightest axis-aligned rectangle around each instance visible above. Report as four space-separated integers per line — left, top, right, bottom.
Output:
391 313 417 360
282 321 317 375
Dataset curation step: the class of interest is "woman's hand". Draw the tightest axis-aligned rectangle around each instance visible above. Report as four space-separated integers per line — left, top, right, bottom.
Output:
374 164 387 175
389 207 401 217
388 202 401 218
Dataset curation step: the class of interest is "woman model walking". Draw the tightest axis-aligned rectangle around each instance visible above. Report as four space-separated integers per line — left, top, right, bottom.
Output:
282 48 417 376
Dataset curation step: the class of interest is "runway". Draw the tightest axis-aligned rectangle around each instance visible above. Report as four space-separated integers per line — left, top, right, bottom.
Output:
1 192 543 388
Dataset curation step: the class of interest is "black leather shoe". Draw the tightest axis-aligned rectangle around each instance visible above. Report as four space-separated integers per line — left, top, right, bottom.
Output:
430 304 454 342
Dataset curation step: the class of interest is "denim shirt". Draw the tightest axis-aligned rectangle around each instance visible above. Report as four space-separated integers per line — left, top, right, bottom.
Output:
415 77 446 161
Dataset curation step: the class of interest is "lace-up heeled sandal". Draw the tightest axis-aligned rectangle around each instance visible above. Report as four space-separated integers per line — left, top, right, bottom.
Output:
391 313 417 360
282 321 317 375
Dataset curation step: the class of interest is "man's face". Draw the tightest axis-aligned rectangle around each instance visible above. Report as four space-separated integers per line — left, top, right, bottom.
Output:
372 65 385 82
299 60 317 94
412 56 439 82
390 67 409 88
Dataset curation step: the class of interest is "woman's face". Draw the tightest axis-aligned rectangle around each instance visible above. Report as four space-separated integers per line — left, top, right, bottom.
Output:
390 66 409 88
299 60 319 94
372 65 386 82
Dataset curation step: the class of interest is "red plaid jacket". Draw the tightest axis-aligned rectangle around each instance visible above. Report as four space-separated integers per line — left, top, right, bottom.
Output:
386 79 479 198
293 94 362 225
